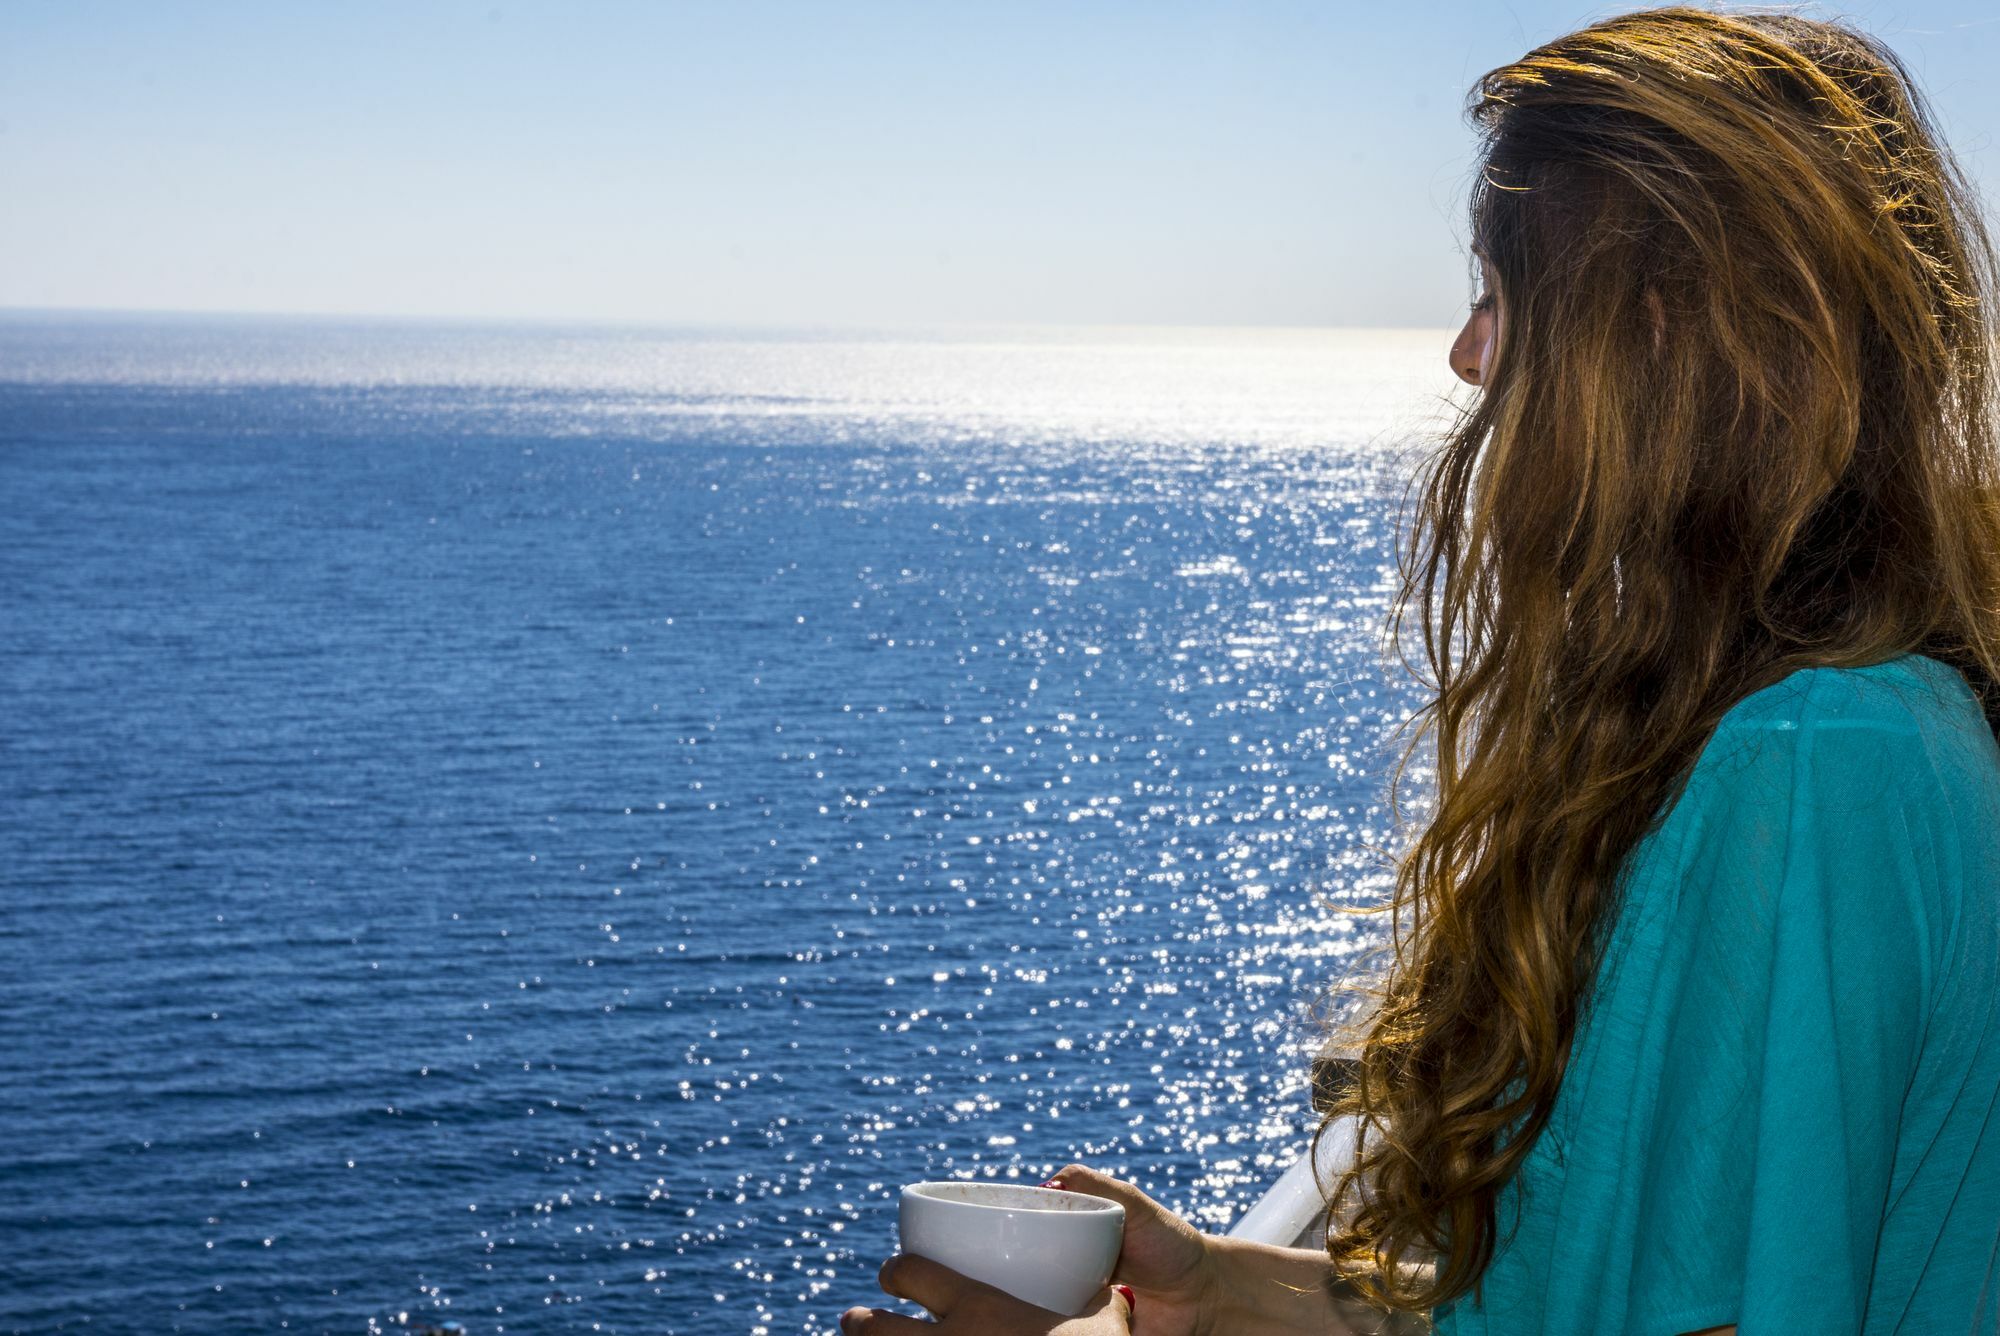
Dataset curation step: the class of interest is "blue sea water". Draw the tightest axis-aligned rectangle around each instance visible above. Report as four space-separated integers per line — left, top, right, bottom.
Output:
0 313 1455 1335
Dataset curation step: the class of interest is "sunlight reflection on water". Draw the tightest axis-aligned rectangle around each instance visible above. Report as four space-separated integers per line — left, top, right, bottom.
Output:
0 317 1460 1334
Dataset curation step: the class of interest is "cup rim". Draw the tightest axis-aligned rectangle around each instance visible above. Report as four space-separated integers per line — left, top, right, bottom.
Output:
902 1180 1124 1215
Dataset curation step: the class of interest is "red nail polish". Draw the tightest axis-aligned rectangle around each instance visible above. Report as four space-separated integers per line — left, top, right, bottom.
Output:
1040 1176 1066 1189
1115 1283 1136 1315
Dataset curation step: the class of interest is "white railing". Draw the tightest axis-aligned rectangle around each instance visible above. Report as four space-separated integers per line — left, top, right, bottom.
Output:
1225 1111 1362 1249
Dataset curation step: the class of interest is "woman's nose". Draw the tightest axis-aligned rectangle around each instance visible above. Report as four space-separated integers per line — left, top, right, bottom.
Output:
1450 325 1485 386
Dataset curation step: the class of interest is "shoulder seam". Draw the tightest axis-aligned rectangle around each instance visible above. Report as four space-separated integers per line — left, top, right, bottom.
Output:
1718 663 1940 740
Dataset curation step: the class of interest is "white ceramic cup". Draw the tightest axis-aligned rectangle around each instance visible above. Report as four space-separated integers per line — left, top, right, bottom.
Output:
897 1180 1125 1317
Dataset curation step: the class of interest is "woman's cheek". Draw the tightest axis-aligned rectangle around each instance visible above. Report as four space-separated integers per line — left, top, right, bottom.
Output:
1479 311 1500 383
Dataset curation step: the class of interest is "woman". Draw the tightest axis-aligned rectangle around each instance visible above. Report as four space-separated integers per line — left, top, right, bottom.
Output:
843 7 2000 1334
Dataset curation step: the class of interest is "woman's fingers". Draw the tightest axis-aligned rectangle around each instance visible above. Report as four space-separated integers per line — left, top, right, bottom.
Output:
877 1251 973 1315
1055 1162 1200 1252
1081 1283 1136 1322
842 1287 1132 1335
1054 1163 1209 1303
1053 1164 1162 1216
839 1305 931 1335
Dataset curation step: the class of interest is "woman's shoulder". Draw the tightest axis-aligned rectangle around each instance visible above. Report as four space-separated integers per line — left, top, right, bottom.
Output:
1632 654 1999 999
1686 652 2000 858
1712 652 1980 742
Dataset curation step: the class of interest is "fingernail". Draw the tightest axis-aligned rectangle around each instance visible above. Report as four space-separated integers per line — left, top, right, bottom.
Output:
1040 1176 1065 1189
1115 1283 1136 1315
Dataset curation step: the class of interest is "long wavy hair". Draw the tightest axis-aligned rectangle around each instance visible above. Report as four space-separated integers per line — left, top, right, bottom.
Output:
1314 5 2000 1318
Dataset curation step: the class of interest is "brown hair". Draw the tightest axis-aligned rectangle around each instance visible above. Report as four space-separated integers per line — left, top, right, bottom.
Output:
1316 5 2000 1317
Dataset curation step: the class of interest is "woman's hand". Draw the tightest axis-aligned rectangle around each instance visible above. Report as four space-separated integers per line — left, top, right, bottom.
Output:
1048 1164 1427 1336
844 1166 1406 1335
841 1163 1208 1335
839 1253 1133 1334
1049 1163 1214 1336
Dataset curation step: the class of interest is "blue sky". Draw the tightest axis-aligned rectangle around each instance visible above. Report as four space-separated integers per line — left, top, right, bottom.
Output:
2 1 1996 328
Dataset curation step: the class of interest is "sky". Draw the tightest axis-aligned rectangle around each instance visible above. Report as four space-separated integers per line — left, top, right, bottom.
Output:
2 0 1997 329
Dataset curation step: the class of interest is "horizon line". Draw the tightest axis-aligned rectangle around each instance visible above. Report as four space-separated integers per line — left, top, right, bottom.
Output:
0 303 1458 338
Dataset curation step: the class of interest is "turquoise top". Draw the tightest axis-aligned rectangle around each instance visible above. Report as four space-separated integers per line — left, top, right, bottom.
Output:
1431 653 2000 1336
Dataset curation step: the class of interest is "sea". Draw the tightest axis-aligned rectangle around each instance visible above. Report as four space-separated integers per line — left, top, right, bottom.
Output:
0 312 1460 1335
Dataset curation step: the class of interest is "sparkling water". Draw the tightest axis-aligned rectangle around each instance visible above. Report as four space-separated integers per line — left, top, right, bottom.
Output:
0 313 1455 1334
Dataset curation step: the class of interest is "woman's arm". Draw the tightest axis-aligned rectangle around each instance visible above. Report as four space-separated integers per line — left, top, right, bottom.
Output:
1200 1234 1431 1336
1052 1164 1429 1336
848 1167 1431 1336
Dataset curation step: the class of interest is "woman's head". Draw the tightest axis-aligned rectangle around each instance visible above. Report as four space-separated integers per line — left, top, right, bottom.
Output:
1321 6 2000 1317
1456 7 1994 629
